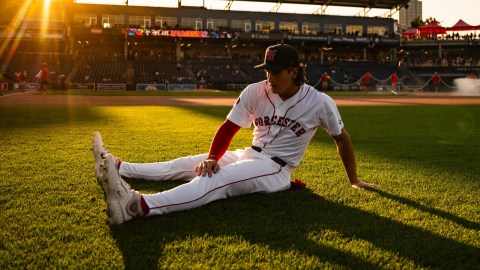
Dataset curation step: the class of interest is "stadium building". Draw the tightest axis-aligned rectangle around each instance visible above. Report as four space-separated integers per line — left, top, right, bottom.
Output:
399 0 422 28
0 0 478 92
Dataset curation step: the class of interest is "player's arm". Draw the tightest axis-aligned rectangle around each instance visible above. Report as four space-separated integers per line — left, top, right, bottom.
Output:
195 119 241 177
331 128 378 189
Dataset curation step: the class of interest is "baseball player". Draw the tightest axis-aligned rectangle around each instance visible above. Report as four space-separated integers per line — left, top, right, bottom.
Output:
92 43 378 225
37 63 48 95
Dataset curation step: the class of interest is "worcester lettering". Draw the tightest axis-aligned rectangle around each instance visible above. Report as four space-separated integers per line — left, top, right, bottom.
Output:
254 116 306 137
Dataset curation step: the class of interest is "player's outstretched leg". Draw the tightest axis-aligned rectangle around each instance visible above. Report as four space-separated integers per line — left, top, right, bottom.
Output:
91 131 121 186
100 154 144 225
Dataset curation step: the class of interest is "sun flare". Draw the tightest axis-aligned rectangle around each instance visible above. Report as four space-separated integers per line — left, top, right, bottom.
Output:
41 0 52 38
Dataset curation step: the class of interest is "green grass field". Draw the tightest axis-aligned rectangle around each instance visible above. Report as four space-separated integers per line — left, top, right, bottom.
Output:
0 101 479 269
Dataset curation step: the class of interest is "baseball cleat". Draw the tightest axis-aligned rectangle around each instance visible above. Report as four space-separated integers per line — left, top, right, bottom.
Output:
100 154 144 225
92 131 110 184
91 131 121 186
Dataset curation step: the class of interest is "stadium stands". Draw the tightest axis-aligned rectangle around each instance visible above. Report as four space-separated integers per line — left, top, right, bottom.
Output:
73 61 126 84
0 1 478 93
135 62 193 84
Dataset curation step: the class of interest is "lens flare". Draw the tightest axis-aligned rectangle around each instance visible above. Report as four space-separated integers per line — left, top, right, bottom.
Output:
0 0 34 74
41 0 52 39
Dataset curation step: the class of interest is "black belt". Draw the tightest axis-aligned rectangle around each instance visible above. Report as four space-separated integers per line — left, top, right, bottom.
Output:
251 146 287 167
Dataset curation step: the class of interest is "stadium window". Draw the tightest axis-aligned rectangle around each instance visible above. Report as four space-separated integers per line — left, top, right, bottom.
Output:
336 24 343 35
181 17 202 30
346 25 363 36
217 19 228 30
255 20 274 33
195 18 202 30
245 21 251 32
102 17 109 28
324 24 337 35
129 16 151 28
279 21 298 34
301 22 320 35
74 14 97 27
231 19 251 33
255 23 262 32
102 14 124 28
206 18 227 31
155 16 177 29
207 18 213 30
325 23 343 35
367 26 387 37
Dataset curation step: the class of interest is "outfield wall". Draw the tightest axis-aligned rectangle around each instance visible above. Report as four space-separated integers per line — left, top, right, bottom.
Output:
136 84 196 91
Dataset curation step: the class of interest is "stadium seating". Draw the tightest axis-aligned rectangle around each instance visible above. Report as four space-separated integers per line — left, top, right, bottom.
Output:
240 64 266 84
73 61 126 83
192 63 244 84
134 62 193 84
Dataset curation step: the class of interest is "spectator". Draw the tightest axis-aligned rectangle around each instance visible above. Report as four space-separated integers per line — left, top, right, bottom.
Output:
432 72 440 93
19 71 27 92
390 72 398 92
363 72 371 92
320 72 330 91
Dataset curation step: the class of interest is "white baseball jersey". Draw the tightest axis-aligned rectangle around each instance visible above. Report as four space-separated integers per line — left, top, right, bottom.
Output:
227 80 344 168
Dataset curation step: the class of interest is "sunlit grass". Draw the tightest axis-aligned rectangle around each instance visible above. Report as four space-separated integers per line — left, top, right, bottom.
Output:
0 104 478 269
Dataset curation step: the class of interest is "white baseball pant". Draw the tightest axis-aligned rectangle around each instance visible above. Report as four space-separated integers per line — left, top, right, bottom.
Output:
118 147 292 216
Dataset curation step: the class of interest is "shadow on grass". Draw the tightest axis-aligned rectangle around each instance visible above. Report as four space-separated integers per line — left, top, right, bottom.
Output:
109 187 479 269
368 188 480 231
0 105 109 130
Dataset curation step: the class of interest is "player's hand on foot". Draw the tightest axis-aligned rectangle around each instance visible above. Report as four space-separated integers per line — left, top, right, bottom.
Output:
350 179 378 189
195 159 220 177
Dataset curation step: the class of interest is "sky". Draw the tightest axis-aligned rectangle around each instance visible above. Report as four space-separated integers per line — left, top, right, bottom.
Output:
74 0 480 27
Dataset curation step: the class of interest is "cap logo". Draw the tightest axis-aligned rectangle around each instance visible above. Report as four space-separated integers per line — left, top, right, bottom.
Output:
266 49 277 62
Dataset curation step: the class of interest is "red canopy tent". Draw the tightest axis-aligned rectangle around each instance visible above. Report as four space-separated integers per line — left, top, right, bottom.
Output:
447 19 475 31
401 28 419 37
419 21 446 35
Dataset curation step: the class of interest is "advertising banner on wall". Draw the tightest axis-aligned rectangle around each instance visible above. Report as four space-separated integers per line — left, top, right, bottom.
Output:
167 84 196 90
287 34 399 45
126 28 237 39
136 84 167 91
14 83 40 90
97 84 126 90
67 83 96 90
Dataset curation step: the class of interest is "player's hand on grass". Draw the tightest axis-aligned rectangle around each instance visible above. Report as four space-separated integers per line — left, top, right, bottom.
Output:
195 159 220 177
350 179 378 189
